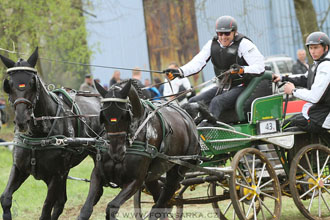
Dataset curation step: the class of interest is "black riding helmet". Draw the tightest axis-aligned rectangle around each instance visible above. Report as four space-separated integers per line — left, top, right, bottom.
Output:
305 31 330 48
215 16 237 33
305 31 330 60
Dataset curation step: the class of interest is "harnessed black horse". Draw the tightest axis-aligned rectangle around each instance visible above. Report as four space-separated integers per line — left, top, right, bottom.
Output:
0 48 102 220
78 80 200 220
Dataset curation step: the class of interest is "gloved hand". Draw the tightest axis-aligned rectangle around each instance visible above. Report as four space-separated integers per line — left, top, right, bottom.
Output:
230 64 244 74
163 68 183 80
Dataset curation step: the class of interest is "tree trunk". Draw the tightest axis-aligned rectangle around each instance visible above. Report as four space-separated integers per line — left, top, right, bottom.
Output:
294 0 319 62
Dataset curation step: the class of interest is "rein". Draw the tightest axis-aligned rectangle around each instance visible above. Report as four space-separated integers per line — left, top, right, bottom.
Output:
33 114 99 121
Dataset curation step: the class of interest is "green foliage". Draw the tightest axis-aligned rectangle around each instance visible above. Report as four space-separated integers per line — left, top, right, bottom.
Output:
0 0 92 89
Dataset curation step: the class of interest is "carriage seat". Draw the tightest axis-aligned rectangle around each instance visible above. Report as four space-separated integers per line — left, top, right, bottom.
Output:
217 71 273 124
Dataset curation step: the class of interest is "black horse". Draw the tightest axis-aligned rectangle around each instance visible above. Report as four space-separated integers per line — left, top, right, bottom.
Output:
0 48 102 220
78 80 200 220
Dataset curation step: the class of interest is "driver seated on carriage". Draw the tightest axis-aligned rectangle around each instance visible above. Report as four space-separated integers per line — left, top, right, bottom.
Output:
273 31 330 135
163 15 269 125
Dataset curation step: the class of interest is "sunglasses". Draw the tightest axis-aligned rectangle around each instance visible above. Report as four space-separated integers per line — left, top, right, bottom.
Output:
218 32 231 36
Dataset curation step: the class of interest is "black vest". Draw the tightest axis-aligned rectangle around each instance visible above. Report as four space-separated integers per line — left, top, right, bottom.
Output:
210 33 252 87
307 58 330 127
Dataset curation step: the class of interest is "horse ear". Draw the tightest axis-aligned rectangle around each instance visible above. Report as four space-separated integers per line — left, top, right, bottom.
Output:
0 54 15 68
127 82 143 118
99 112 105 125
120 80 131 98
27 47 38 67
94 79 107 97
3 79 10 94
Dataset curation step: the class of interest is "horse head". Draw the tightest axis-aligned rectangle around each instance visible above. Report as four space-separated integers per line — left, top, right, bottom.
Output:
0 48 39 132
95 79 143 162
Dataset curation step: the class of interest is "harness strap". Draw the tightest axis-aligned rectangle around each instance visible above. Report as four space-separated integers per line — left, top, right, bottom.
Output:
31 147 37 177
95 143 119 188
52 88 83 136
127 141 158 158
47 93 63 138
142 100 167 139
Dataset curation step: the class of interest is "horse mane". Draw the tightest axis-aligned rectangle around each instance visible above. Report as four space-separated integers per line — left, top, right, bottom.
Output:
112 79 145 98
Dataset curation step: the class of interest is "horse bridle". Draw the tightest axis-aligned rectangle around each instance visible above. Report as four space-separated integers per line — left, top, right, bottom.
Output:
100 95 132 140
6 66 40 111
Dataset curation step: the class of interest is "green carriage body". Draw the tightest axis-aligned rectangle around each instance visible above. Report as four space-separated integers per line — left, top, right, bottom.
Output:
198 71 283 166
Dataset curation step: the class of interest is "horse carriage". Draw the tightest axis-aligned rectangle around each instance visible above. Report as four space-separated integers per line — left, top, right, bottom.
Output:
132 72 330 220
0 49 329 220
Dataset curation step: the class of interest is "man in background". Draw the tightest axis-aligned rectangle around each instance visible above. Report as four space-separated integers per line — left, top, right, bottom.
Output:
109 70 121 86
79 74 97 93
292 49 309 75
163 62 192 105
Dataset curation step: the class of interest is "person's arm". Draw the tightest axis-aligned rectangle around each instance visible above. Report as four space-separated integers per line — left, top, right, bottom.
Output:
293 62 330 103
180 40 212 77
238 38 265 74
284 69 308 87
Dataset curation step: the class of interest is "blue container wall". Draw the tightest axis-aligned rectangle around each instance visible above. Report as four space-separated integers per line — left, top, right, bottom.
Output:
195 0 330 81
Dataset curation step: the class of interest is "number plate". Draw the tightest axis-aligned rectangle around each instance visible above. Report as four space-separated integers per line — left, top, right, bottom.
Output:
258 120 278 134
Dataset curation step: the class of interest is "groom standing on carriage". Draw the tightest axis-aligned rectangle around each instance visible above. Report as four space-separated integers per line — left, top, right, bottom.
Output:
163 15 265 122
273 31 330 133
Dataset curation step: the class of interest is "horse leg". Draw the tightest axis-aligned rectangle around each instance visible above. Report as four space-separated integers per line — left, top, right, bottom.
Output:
145 180 162 202
150 166 186 220
50 174 68 220
1 165 29 220
39 175 64 220
78 168 103 220
106 179 143 220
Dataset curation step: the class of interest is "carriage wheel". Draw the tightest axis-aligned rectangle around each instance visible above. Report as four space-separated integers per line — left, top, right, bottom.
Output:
229 148 282 220
289 144 330 220
133 184 183 220
210 181 261 220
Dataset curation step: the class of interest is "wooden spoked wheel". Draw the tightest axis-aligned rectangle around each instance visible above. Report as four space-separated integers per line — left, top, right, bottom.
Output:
210 181 260 220
229 148 282 220
289 144 330 220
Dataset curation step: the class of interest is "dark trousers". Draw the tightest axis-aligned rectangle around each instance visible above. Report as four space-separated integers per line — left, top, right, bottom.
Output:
189 86 245 119
284 113 327 133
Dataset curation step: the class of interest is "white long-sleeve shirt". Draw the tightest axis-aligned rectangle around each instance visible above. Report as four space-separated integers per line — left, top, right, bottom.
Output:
180 37 265 77
293 53 330 129
163 77 191 97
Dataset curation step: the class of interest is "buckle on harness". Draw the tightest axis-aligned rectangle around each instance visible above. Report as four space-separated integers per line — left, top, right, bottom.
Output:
31 158 36 166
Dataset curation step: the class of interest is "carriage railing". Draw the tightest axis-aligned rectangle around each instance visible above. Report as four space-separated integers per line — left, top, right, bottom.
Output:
198 126 307 155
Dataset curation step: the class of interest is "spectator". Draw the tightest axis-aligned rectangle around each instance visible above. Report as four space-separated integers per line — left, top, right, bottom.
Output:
292 49 309 75
163 62 192 105
154 77 164 96
79 74 97 93
144 78 150 87
109 70 121 86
